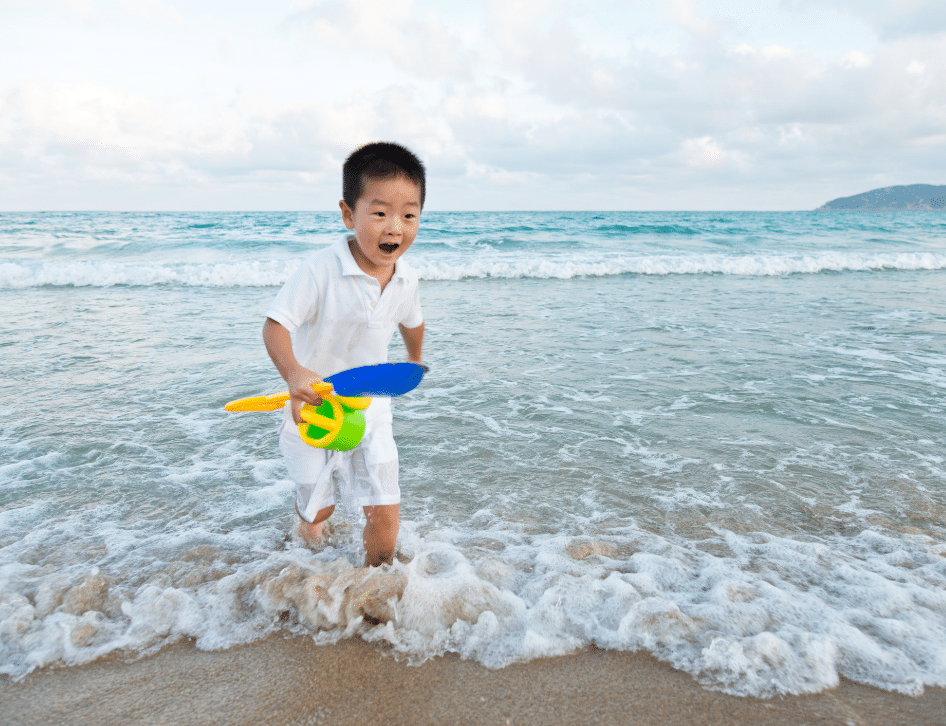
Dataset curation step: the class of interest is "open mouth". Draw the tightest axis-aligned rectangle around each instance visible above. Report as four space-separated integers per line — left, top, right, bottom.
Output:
379 243 400 253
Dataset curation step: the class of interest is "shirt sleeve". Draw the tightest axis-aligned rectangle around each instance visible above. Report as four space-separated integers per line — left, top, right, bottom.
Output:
265 258 320 332
399 282 423 329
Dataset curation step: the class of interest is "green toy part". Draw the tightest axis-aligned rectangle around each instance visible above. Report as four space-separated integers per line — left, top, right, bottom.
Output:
297 394 369 451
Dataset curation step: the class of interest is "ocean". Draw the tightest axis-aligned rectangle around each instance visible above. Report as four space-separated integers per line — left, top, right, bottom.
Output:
1 210 945 697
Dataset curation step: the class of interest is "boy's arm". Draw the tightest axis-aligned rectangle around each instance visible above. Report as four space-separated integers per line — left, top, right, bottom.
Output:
399 321 424 364
263 317 323 424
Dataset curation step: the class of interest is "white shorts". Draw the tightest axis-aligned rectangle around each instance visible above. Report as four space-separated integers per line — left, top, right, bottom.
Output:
278 402 400 521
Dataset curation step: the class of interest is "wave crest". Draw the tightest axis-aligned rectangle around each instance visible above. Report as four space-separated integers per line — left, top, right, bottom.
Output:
2 252 945 288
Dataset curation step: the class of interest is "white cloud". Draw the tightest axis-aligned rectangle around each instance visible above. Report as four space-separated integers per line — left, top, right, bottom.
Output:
122 0 185 27
1 0 944 210
908 134 946 147
443 94 507 122
778 124 804 145
286 0 473 79
64 0 98 20
759 44 793 60
0 75 454 195
10 80 166 147
728 43 756 58
782 0 946 39
665 0 720 38
840 50 870 69
682 136 727 168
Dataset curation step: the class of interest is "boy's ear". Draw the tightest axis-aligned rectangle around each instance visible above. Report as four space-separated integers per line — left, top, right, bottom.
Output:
339 199 356 229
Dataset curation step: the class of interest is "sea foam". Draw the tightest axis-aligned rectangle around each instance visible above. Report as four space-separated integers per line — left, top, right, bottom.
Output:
2 522 945 697
3 252 946 288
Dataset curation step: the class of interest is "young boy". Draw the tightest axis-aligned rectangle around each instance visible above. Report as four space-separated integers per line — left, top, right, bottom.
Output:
262 142 425 567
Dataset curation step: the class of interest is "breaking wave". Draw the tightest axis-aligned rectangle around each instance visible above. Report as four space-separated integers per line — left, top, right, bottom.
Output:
3 252 946 288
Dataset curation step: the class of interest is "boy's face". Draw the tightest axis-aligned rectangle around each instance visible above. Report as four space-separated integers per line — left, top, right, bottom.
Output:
339 174 421 277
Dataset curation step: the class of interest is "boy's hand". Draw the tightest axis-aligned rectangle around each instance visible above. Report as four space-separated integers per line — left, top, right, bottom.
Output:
287 367 324 424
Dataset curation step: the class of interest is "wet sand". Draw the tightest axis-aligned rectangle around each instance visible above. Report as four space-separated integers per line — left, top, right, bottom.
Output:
3 636 945 726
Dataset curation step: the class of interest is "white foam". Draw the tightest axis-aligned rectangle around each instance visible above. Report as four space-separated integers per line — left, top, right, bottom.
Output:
413 252 946 280
0 260 299 288
3 518 945 698
3 251 946 288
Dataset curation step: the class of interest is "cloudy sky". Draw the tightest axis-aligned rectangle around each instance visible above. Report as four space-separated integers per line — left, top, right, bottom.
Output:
1 0 944 210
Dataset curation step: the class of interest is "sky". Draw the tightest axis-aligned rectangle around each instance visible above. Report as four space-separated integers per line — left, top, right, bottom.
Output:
1 0 944 211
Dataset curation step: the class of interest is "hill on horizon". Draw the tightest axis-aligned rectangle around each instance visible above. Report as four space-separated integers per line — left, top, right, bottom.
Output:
817 184 946 211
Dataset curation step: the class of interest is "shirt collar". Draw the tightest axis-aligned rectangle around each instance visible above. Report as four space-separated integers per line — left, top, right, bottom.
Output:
333 235 366 277
333 234 409 283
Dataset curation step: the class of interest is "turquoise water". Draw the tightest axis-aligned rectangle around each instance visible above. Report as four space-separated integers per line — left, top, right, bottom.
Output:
2 211 945 696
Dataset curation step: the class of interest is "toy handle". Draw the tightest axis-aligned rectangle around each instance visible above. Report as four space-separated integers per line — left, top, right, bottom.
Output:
224 381 334 412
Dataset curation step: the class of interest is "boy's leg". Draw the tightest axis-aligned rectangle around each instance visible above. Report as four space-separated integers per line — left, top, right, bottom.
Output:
363 504 399 567
350 411 400 567
281 414 336 547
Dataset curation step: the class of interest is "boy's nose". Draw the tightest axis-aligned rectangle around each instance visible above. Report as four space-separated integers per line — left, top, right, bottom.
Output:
386 216 403 234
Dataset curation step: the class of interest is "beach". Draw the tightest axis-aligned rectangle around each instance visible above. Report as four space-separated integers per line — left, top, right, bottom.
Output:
2 211 945 708
3 635 945 726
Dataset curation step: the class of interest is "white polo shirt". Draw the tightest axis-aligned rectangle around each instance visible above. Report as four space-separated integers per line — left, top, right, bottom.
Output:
266 235 423 418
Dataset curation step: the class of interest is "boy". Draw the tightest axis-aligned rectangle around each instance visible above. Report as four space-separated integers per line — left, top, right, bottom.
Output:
262 142 425 567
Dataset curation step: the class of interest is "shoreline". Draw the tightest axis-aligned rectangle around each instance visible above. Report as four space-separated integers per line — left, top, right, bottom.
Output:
2 635 944 726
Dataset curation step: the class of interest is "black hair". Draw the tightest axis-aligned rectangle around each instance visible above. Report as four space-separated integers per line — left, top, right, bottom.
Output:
342 142 426 210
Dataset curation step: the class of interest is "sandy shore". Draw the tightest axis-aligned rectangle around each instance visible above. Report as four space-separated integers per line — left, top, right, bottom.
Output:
2 636 944 726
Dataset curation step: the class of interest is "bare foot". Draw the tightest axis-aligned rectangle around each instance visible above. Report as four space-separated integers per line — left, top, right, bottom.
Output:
296 517 323 547
295 503 323 548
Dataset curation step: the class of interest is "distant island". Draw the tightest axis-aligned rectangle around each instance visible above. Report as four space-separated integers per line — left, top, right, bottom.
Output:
817 184 946 210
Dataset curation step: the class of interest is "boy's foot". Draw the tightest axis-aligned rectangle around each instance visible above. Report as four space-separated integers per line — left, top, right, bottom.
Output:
295 503 324 548
296 517 323 547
